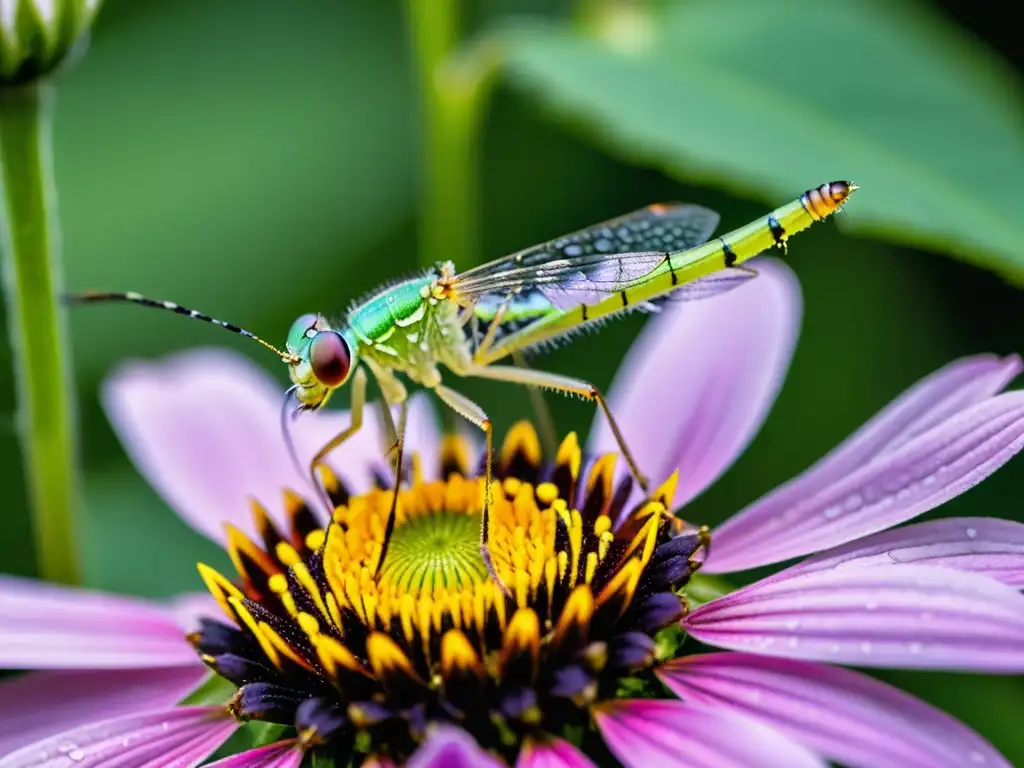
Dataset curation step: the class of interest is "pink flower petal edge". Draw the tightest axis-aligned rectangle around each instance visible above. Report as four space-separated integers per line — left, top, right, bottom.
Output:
589 258 801 507
658 652 1009 768
0 575 200 669
0 668 208 756
778 517 1024 588
405 726 505 768
706 390 1024 573
205 739 303 768
0 706 237 768
594 699 825 768
516 737 597 768
103 348 439 546
705 353 1019 573
686 564 1024 671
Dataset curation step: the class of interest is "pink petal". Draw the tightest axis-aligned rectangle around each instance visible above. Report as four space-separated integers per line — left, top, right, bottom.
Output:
594 699 824 768
103 348 439 545
405 726 504 768
706 391 1024 573
168 593 223 632
0 576 200 669
517 738 597 768
205 739 302 768
685 564 1024 671
780 517 1024 588
588 258 801 506
0 668 208 755
0 706 237 768
659 653 1009 768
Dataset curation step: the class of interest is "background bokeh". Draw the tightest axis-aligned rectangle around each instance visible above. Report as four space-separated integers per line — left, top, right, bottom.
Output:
1 0 1022 761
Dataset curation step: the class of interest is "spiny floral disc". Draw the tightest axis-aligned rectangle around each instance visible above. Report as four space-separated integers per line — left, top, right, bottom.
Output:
190 423 708 765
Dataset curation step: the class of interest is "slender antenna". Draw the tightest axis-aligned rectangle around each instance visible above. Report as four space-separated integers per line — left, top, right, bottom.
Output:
66 291 299 363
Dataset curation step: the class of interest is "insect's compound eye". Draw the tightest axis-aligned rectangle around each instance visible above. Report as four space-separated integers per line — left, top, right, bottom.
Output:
309 330 351 388
287 313 321 351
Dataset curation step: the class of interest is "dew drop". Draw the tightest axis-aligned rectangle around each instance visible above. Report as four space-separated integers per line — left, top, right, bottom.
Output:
68 749 85 762
785 619 800 631
921 474 937 487
896 487 914 502
788 637 799 648
57 743 76 755
829 643 841 654
860 641 872 654
908 641 924 654
966 528 978 540
969 750 986 764
843 493 863 513
865 600 878 611
823 505 841 520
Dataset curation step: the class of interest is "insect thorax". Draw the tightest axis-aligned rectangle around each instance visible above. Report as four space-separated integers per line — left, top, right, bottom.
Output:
348 272 470 386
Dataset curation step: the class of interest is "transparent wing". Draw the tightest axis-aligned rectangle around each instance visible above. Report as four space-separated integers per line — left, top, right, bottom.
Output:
451 203 720 303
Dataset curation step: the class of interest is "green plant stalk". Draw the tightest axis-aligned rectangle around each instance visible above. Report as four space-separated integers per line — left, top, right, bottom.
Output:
0 84 82 585
405 0 499 271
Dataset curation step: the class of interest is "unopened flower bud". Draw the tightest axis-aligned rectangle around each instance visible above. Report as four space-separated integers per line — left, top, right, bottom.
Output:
0 0 101 85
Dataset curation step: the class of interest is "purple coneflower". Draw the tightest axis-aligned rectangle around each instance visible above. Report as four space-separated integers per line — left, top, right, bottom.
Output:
3 260 1024 767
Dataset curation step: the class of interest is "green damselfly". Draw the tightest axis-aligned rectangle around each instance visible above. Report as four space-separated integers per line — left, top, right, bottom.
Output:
71 180 856 569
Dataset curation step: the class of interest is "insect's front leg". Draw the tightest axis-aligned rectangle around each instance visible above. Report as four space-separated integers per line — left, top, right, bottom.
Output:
308 366 368 510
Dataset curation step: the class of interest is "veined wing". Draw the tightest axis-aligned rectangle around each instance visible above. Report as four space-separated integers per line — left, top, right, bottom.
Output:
450 203 720 303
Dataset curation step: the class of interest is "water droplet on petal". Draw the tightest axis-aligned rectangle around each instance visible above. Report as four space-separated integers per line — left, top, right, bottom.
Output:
785 619 800 631
909 641 924 654
788 637 799 648
969 750 986 764
68 749 85 762
865 600 878 611
57 743 76 755
860 641 872 654
823 505 841 520
966 528 978 540
843 493 863 513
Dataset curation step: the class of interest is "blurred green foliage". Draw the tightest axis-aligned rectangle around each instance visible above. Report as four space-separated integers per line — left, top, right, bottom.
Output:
0 0 1022 761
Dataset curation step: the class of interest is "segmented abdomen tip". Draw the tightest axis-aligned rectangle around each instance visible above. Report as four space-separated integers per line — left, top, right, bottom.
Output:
827 180 857 204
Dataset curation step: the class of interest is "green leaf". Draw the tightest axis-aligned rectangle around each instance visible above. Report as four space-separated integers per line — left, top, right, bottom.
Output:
502 1 1024 280
178 671 235 706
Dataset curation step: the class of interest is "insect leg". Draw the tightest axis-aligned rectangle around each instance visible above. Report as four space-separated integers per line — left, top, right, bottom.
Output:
462 364 650 495
431 384 501 587
307 366 368 511
375 398 407 578
472 291 517 365
511 349 558 458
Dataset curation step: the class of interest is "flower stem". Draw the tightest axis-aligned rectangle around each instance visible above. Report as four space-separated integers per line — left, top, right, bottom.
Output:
405 0 500 270
0 84 82 585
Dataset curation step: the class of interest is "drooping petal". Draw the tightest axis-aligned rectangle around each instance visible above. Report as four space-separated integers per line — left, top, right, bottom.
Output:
594 699 824 768
780 517 1024 588
405 726 504 768
0 668 208 756
685 565 1024 671
658 652 1009 768
706 391 1024 573
205 739 303 768
0 576 200 669
103 348 438 545
516 737 597 768
0 706 237 768
588 258 801 507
